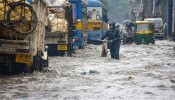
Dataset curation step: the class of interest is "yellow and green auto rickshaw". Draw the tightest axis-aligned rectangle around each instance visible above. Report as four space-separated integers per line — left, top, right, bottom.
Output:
134 21 155 45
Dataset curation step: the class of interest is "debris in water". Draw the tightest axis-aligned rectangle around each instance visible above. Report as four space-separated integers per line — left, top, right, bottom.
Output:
81 72 87 75
89 70 100 74
170 79 175 83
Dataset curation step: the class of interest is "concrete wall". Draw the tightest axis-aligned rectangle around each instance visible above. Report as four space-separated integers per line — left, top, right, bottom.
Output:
167 0 173 36
143 0 174 36
173 0 175 33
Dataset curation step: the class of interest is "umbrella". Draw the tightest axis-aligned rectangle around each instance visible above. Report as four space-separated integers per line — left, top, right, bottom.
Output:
123 20 132 24
123 20 135 27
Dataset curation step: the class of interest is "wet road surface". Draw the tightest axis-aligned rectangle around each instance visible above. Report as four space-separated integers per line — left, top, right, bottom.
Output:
0 40 175 100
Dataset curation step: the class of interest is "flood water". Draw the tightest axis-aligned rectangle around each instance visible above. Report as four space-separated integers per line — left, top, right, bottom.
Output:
0 40 175 100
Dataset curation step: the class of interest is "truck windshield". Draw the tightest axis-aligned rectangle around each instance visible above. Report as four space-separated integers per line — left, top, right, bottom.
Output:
144 18 163 29
152 20 163 28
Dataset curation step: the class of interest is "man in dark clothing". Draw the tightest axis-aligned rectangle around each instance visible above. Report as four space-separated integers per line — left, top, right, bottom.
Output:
101 23 121 60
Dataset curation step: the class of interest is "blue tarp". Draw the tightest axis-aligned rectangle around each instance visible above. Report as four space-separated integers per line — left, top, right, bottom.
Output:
27 0 32 4
87 0 101 7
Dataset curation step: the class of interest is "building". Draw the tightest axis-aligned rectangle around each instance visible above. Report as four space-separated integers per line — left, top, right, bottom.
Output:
142 0 173 37
129 0 144 21
173 0 175 33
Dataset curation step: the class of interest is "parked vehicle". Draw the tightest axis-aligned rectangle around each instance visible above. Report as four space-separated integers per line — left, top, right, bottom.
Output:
134 21 155 45
144 18 164 39
122 20 135 44
69 0 88 49
45 1 75 56
87 0 108 44
0 0 48 74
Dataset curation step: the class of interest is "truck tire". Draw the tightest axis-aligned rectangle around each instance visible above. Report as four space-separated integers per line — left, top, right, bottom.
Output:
5 59 13 74
7 2 37 34
46 56 49 67
160 36 164 40
43 56 49 67
39 58 44 71
33 56 44 72
33 56 39 71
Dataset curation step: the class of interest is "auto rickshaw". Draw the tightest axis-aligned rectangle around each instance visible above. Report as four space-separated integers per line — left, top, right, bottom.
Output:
134 21 155 45
122 20 135 44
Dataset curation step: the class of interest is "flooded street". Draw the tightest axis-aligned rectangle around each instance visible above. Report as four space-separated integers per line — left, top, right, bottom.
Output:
0 40 175 100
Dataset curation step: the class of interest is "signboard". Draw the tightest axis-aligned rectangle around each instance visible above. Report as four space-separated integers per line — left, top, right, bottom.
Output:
87 7 102 20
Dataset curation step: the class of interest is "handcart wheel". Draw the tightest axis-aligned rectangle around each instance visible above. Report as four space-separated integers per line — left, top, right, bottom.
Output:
7 2 37 34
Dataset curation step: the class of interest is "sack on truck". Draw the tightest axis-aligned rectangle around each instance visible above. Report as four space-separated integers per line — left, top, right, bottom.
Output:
49 12 68 33
0 0 31 20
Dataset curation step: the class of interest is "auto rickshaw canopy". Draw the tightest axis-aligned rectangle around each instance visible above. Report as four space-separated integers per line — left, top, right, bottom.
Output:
134 21 155 45
135 21 154 24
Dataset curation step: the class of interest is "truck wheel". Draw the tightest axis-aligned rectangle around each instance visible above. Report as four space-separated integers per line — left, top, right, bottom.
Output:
24 64 32 73
33 56 44 72
43 56 49 67
160 36 164 40
39 58 44 71
33 56 38 71
5 60 13 74
152 39 155 44
7 2 37 34
33 56 40 71
79 44 83 49
68 52 72 57
9 62 12 73
46 56 49 67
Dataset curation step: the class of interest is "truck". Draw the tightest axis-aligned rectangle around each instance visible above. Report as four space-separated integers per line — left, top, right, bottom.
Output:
69 0 88 49
0 0 48 74
45 0 75 56
144 18 164 39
